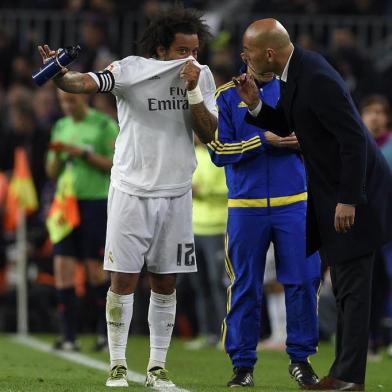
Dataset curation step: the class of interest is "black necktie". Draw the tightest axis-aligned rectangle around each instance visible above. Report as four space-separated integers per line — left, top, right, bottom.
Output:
280 79 287 100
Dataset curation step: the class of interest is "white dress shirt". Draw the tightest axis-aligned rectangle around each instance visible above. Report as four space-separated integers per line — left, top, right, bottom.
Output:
249 47 294 117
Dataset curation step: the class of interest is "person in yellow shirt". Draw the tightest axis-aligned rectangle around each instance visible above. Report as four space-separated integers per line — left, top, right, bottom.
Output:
187 138 228 349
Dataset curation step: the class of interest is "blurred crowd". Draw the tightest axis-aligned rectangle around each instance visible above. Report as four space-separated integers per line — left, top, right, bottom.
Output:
1 0 392 15
0 0 392 360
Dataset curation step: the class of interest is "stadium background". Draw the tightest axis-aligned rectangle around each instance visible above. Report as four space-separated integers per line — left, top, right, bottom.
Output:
0 0 392 391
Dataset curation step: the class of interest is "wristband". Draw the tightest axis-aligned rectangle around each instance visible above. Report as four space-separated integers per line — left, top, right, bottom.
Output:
187 85 203 105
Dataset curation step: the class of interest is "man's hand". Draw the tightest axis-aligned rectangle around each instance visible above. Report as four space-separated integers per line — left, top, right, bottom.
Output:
38 44 69 77
264 131 299 149
180 60 200 90
49 142 84 157
334 203 355 233
232 73 260 110
37 44 97 93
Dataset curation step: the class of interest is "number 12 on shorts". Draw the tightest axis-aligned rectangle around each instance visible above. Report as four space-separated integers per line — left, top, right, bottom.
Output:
177 243 195 266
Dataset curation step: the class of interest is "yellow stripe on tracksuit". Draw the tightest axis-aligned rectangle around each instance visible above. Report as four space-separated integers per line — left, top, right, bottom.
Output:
215 81 235 100
208 137 262 155
211 136 259 148
212 82 262 155
221 233 235 351
227 192 308 208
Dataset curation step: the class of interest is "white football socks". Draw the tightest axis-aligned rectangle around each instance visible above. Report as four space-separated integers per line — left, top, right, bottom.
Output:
267 291 287 342
147 290 177 371
106 289 134 370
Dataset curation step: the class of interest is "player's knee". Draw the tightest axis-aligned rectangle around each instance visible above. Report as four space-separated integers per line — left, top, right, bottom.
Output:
110 271 139 294
149 273 176 294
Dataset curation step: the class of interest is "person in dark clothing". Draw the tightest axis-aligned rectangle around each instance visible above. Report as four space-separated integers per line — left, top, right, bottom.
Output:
0 104 49 198
361 95 392 359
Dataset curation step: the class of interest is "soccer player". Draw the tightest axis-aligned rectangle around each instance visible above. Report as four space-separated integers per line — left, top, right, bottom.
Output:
209 68 320 388
46 91 118 351
38 6 217 388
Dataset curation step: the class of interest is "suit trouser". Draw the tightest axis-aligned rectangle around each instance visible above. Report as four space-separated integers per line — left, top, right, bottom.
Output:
329 252 374 384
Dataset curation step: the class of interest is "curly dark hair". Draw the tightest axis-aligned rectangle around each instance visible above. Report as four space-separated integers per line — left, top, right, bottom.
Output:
139 6 212 58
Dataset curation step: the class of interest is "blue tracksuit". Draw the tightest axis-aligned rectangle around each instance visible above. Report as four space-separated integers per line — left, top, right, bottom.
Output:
209 77 321 368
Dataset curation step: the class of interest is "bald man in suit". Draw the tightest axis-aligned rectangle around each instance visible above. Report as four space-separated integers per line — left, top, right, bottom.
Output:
234 18 392 391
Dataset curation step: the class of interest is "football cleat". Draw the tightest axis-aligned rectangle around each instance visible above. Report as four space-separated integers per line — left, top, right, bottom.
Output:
53 339 81 352
106 365 128 387
289 361 319 389
93 335 108 352
145 367 176 388
185 335 218 350
227 367 254 387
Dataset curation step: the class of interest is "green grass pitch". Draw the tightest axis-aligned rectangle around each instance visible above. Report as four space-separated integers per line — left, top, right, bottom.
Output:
0 334 390 391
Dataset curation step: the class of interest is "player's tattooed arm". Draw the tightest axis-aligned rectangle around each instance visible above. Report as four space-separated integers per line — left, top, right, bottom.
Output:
190 104 217 144
53 71 98 94
38 45 98 93
180 60 217 143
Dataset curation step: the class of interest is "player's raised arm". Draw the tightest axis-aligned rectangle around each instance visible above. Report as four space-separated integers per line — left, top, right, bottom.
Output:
180 60 217 144
38 44 98 94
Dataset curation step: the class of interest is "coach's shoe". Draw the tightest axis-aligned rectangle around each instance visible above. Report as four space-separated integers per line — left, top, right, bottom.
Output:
289 361 319 389
309 376 364 391
227 367 254 387
145 367 176 388
106 365 128 387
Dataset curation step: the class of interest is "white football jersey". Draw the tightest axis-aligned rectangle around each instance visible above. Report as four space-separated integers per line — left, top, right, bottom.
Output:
88 56 217 197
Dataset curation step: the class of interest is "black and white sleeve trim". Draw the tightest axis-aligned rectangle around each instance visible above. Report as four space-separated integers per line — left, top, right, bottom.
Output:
90 70 115 92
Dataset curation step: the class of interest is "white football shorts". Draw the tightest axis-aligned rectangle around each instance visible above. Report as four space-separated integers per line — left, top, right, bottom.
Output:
104 185 197 274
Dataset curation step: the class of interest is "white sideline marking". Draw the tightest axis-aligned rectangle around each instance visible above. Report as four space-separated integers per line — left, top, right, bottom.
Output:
12 335 190 391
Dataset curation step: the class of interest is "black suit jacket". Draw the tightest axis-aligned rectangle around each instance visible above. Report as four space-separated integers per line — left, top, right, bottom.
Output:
246 46 392 263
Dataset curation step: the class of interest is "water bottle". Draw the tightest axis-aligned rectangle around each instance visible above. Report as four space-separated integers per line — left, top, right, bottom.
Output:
32 45 81 86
